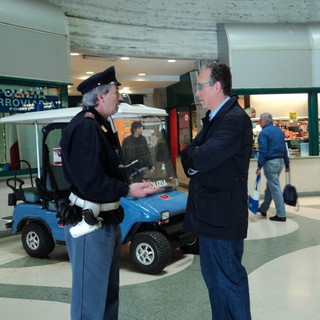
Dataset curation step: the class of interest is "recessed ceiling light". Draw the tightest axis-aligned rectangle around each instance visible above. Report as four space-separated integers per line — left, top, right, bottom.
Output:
120 57 130 60
138 73 146 76
86 71 94 74
70 52 80 56
120 87 130 93
168 59 176 63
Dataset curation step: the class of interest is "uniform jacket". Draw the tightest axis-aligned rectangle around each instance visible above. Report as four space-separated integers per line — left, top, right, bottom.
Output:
181 96 253 240
60 107 129 205
257 123 290 169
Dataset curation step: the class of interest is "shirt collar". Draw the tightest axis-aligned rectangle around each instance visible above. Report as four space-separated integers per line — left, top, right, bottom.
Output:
209 97 230 121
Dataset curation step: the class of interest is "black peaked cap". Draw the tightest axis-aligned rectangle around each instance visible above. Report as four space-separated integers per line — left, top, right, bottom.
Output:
77 66 121 95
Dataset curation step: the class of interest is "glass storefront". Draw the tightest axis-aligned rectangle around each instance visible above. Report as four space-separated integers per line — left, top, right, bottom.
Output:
0 83 65 170
172 94 319 160
240 93 320 158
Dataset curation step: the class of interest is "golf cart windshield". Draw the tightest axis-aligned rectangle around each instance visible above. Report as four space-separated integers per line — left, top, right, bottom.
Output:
0 104 178 192
113 117 178 190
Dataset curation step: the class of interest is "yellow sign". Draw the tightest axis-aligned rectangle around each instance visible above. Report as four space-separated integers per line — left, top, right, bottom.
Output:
289 112 297 121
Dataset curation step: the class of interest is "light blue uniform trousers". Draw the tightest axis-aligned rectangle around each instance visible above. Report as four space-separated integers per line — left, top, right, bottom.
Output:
65 223 122 320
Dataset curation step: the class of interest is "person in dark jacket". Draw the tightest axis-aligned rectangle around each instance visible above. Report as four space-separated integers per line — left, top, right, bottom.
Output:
60 66 157 320
256 112 290 221
122 121 153 181
181 63 252 320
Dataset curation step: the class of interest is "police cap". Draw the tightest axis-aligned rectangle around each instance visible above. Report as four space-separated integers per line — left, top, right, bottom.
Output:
77 66 121 95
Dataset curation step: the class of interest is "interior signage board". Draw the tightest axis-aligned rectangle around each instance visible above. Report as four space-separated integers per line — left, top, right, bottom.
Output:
0 85 61 113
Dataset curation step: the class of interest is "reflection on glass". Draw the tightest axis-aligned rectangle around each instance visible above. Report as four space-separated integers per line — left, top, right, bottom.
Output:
122 121 153 181
114 118 178 190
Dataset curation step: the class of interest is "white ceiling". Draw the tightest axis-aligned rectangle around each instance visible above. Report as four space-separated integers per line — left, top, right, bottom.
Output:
68 53 196 96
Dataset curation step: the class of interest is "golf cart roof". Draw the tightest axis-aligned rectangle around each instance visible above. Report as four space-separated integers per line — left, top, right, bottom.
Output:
0 103 167 125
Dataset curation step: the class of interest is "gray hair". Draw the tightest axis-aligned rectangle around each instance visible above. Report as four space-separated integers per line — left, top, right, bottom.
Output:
80 84 111 108
260 112 273 124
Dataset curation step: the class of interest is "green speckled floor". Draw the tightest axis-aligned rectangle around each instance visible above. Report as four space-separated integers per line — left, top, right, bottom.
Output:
1 196 320 320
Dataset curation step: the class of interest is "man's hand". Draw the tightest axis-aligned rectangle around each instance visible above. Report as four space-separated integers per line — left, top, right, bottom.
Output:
256 168 261 175
128 181 159 198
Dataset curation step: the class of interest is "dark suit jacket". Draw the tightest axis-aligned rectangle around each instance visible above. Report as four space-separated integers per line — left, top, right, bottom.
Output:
181 96 253 240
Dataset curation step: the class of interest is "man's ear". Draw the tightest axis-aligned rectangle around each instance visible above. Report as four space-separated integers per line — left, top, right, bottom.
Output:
97 92 104 102
214 81 222 92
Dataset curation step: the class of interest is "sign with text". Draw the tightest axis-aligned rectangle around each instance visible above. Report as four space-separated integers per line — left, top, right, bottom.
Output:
289 112 298 121
0 85 61 113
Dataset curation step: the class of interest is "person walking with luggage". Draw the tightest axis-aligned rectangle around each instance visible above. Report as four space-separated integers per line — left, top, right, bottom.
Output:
181 63 252 320
256 112 290 222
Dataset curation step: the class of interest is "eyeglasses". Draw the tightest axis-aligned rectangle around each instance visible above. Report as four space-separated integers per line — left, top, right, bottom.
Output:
196 81 215 91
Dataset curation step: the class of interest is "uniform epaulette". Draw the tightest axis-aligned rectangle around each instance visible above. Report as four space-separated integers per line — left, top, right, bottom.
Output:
84 112 95 119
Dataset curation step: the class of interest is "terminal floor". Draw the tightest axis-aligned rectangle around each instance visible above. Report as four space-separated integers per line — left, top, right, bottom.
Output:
1 195 320 320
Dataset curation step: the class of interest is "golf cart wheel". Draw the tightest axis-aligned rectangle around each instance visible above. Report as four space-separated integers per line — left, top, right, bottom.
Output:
22 222 55 258
130 231 172 274
180 237 200 254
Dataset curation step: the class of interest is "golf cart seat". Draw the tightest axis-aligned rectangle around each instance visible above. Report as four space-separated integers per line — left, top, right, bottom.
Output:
36 164 70 211
32 123 71 211
46 164 70 196
7 160 40 206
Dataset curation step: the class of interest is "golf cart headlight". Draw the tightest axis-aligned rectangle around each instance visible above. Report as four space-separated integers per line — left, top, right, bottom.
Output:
161 210 170 220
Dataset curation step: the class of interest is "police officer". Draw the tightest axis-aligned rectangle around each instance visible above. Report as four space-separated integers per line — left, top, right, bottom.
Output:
60 66 157 320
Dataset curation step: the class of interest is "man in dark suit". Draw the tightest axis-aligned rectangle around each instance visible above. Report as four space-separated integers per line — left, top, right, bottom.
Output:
181 63 252 320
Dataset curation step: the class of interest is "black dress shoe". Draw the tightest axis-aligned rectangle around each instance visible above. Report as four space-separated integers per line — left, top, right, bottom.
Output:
269 215 286 222
258 209 267 217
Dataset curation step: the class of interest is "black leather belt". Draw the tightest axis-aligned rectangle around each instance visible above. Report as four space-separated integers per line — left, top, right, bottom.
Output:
266 156 283 161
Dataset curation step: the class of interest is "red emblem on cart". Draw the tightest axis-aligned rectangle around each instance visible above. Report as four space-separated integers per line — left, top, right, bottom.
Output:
158 194 171 200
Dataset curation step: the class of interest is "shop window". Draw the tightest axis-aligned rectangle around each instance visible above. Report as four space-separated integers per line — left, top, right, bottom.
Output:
0 83 64 169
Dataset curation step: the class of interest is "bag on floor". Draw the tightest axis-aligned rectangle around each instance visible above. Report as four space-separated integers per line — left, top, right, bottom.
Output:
248 175 261 214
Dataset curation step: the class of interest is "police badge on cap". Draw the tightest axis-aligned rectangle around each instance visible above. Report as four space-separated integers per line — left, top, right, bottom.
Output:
77 66 121 95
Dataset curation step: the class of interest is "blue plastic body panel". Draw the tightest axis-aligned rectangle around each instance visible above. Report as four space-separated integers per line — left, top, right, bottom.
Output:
11 203 65 241
120 189 187 241
9 189 188 244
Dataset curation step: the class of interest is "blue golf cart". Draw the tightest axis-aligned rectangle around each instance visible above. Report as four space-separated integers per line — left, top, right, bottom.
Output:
0 104 198 274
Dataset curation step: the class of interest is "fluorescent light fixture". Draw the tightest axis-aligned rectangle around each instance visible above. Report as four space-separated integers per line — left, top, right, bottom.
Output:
120 87 131 93
70 52 80 56
86 71 94 74
82 54 117 61
120 57 130 60
138 73 146 76
168 59 176 63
